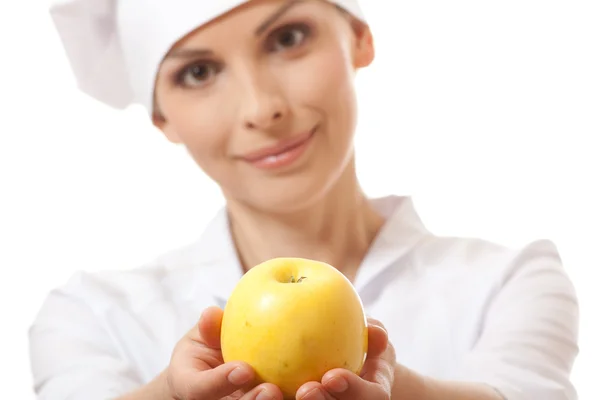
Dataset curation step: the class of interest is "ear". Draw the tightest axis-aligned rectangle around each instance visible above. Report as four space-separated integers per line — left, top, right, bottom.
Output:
152 111 183 144
351 21 375 69
151 83 183 144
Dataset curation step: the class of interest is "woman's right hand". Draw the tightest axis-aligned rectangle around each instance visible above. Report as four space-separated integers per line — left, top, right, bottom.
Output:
165 306 283 400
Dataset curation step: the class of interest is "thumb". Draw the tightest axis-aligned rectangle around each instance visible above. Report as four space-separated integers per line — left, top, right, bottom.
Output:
198 306 225 348
183 361 256 400
366 323 388 359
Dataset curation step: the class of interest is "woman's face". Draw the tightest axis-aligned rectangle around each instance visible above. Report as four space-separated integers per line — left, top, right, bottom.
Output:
154 0 374 213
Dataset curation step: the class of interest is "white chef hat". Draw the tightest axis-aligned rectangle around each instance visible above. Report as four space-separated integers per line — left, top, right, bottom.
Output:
48 0 365 114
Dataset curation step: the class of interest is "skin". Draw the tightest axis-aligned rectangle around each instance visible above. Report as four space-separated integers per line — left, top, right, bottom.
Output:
118 1 505 399
152 0 383 279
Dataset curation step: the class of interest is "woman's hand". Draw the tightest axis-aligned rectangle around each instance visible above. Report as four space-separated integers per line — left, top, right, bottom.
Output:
165 306 284 400
295 318 396 400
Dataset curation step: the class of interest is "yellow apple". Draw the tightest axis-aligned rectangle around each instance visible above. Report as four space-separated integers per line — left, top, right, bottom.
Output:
220 257 368 399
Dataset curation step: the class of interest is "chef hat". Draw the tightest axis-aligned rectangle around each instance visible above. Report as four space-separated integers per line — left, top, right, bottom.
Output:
48 0 365 114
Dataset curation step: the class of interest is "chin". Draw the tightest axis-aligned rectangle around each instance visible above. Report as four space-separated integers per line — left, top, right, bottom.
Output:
222 141 356 215
233 171 339 215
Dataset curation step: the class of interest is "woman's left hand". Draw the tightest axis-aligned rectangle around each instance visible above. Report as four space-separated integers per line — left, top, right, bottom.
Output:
295 318 396 400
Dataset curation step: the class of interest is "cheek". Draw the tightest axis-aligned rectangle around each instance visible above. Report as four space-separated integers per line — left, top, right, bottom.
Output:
283 46 357 128
161 95 233 172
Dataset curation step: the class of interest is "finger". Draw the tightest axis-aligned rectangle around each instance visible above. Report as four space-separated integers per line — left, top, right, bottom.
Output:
366 317 386 331
296 381 336 400
366 323 388 359
184 361 255 400
241 382 285 400
361 326 396 383
360 354 395 384
198 306 225 348
322 367 392 400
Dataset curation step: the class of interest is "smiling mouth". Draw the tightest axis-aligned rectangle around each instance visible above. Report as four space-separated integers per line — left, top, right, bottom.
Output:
240 126 318 170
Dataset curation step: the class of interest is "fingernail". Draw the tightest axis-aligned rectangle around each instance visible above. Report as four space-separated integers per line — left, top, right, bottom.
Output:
256 389 275 400
228 366 252 385
303 388 326 400
325 376 348 393
369 323 388 334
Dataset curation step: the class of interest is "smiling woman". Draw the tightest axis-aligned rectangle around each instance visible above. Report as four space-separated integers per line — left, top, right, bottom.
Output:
31 1 580 400
151 0 370 215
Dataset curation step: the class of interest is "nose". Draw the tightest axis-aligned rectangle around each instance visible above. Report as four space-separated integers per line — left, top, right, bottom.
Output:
238 70 289 131
245 109 284 130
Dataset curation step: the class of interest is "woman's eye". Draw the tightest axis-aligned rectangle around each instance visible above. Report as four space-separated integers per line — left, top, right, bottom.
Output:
177 63 218 87
270 25 310 52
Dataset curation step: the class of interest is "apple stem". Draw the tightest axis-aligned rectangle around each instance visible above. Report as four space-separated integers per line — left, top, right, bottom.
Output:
289 276 308 283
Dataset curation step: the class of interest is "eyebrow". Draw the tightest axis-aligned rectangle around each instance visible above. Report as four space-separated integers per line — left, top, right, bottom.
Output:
165 48 213 59
255 0 304 36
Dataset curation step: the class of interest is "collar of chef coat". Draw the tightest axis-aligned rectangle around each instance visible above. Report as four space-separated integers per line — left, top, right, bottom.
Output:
188 195 430 303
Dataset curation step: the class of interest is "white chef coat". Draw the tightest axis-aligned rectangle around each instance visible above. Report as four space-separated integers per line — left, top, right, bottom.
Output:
28 195 579 400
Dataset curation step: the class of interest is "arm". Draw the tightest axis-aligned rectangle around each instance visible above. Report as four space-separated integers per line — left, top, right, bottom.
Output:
30 284 279 400
392 239 579 400
115 371 170 400
392 364 504 399
310 240 578 400
29 279 146 399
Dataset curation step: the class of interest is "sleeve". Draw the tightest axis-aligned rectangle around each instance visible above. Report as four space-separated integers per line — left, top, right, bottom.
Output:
456 239 580 400
29 274 142 400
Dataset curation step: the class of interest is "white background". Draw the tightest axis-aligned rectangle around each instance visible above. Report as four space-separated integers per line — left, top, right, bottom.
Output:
1 0 598 398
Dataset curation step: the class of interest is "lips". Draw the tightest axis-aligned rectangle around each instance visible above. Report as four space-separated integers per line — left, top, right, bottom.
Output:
240 127 317 163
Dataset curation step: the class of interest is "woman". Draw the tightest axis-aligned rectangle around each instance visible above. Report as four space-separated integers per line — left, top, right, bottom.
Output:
31 0 579 399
